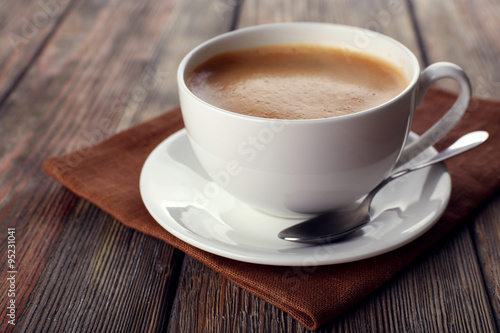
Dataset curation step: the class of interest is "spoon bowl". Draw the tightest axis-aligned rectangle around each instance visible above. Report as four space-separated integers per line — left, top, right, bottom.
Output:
278 131 489 244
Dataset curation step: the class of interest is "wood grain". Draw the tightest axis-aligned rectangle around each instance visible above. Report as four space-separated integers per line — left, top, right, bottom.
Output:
342 226 496 333
412 0 500 330
168 256 310 333
411 0 500 98
238 0 422 65
0 0 74 102
0 0 231 331
473 193 500 330
0 0 180 329
15 201 184 332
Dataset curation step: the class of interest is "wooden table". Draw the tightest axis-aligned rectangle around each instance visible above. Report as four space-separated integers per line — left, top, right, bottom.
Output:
1 0 499 331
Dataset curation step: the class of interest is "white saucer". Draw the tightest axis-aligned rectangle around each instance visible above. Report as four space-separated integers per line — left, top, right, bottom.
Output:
140 129 451 266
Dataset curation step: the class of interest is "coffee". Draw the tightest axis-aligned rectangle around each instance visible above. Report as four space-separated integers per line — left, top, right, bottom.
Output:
186 44 409 120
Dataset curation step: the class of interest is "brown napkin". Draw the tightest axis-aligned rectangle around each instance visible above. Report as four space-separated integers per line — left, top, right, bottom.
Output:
43 88 500 330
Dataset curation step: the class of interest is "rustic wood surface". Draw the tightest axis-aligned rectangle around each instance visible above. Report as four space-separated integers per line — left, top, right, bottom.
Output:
0 0 499 332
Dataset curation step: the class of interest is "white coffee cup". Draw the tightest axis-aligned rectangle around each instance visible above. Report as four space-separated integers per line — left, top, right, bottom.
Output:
177 23 471 218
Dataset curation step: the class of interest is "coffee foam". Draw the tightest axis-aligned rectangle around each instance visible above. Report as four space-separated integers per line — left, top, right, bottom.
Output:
187 44 408 120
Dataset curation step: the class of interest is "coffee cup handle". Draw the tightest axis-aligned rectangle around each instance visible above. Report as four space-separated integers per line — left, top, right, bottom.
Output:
397 62 472 166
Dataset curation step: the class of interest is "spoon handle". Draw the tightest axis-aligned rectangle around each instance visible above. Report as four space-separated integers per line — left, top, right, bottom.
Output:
362 131 489 211
391 131 489 180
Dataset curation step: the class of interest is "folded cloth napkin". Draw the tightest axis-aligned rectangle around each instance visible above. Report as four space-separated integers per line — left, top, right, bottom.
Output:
43 88 500 330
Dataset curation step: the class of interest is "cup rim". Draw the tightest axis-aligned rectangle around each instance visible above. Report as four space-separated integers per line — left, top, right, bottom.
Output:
177 22 421 123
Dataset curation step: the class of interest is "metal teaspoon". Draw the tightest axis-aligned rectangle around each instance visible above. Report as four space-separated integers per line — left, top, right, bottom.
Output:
278 131 489 244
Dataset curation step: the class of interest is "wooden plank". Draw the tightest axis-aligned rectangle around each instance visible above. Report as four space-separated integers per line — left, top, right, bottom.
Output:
238 0 422 65
412 0 500 330
0 0 232 331
14 201 184 332
337 227 496 333
0 0 74 102
473 193 500 330
168 256 308 332
411 0 500 98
